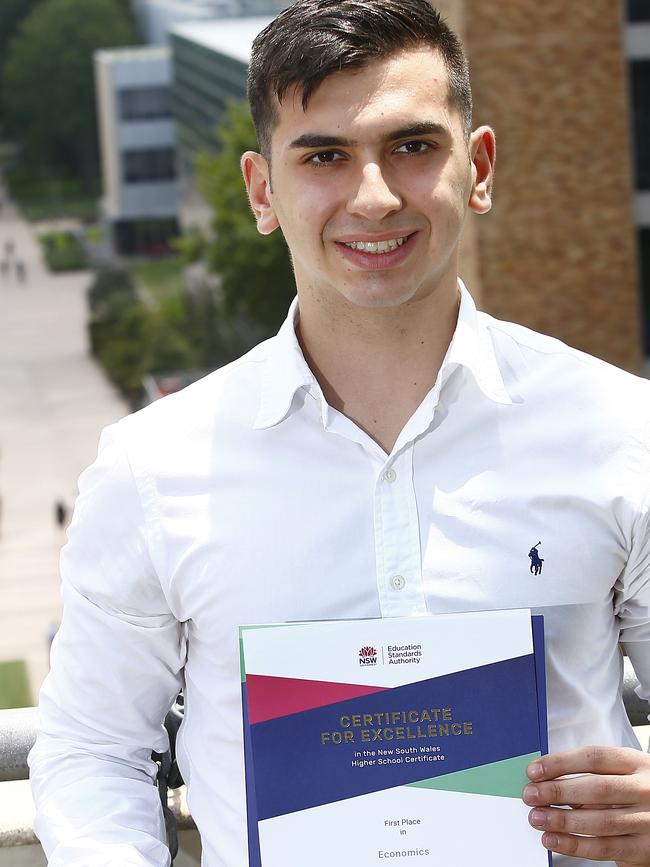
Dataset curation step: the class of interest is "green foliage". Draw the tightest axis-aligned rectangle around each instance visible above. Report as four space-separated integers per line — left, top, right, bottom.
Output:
88 264 206 403
170 228 208 264
197 100 295 335
0 660 32 709
0 0 43 121
87 267 136 315
2 0 136 188
39 230 87 272
90 303 152 400
6 163 99 221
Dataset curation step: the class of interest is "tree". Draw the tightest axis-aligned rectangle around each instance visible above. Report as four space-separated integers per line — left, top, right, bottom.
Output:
0 0 43 121
197 100 295 336
1 0 137 189
87 267 137 316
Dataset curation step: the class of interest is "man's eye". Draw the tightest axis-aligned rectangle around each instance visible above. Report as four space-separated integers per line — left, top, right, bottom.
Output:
395 141 434 154
308 151 342 165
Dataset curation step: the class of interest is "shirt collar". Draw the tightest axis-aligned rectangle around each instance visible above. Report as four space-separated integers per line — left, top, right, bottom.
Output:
253 281 512 430
254 296 318 429
446 280 513 406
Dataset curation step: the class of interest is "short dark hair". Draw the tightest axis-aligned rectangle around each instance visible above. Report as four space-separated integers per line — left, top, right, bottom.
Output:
247 0 472 159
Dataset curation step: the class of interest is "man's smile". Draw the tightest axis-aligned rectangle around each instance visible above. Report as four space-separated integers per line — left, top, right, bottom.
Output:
342 236 408 253
334 231 419 267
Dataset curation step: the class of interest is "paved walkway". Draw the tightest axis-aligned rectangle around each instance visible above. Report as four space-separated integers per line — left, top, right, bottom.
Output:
0 182 128 700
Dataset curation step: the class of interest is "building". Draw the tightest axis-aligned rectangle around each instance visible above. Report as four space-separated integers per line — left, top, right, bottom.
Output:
434 0 646 373
170 17 272 162
131 0 286 45
131 0 240 46
94 46 180 255
93 3 287 255
169 16 274 229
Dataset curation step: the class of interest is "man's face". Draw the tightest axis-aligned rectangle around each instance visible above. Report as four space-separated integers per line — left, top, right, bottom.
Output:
243 47 493 311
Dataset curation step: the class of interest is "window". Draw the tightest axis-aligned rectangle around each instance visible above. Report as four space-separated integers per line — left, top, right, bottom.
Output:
630 62 650 190
122 148 176 183
119 87 171 121
639 229 650 356
114 218 180 256
627 0 650 22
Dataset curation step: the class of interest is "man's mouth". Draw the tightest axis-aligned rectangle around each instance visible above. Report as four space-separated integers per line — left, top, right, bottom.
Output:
341 235 409 254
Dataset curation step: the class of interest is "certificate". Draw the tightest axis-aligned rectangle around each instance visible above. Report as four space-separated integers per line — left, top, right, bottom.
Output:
240 610 550 866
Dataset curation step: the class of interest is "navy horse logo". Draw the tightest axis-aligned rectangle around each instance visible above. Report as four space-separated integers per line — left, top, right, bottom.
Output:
528 541 544 575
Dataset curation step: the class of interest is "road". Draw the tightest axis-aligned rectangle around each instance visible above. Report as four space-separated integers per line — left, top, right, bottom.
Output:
0 183 128 700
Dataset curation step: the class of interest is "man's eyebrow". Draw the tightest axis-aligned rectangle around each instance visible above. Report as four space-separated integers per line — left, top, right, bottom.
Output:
386 122 448 141
287 122 448 150
288 134 353 149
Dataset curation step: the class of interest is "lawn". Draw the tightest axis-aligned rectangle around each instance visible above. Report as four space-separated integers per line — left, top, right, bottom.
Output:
0 660 32 709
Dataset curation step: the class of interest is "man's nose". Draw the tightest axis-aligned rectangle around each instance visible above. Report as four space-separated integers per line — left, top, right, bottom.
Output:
346 163 402 221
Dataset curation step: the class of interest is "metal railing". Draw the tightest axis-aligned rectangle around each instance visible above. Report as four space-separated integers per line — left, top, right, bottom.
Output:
0 662 647 847
0 706 195 849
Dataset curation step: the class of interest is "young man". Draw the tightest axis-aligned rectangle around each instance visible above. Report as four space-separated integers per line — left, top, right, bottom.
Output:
30 1 650 865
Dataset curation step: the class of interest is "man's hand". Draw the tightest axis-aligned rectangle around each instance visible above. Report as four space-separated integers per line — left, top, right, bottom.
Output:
523 746 650 866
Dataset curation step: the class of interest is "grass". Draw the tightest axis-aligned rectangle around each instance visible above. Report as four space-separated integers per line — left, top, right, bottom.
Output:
0 660 32 709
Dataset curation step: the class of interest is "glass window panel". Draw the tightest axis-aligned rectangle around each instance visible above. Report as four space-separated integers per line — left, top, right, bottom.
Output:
122 148 177 183
639 229 650 356
631 62 650 191
119 87 172 121
627 0 650 22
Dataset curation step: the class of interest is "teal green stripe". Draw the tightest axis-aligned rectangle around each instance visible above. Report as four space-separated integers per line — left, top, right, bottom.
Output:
407 751 541 799
238 623 304 682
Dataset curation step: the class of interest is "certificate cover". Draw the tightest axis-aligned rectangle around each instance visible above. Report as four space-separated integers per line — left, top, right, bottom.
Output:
240 610 550 866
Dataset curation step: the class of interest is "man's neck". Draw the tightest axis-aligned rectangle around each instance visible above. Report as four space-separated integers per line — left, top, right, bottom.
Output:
296 282 461 455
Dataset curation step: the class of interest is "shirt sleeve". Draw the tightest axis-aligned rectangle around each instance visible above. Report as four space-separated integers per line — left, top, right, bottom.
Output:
615 443 650 727
28 424 186 866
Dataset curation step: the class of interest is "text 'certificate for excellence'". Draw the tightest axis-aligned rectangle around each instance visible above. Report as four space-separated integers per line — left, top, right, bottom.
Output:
240 610 550 867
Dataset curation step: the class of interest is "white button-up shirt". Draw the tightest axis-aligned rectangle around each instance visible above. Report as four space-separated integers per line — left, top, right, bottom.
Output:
30 283 650 867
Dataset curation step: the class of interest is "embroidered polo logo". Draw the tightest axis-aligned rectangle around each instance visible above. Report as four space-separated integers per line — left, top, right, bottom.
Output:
528 541 544 575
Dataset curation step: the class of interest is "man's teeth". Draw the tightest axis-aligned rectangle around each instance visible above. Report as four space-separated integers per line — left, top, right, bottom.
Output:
344 237 407 253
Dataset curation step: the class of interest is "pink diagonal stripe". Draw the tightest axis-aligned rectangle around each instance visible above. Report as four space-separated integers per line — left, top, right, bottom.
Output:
246 674 388 724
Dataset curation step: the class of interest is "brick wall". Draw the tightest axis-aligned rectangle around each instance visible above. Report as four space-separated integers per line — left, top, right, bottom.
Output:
459 0 641 371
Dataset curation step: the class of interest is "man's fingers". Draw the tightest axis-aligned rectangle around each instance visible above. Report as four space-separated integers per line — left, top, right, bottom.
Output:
529 805 646 837
535 831 648 864
527 746 642 781
523 774 643 807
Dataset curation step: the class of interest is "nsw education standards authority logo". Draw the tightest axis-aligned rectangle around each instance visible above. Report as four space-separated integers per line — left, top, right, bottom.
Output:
358 644 423 666
358 646 378 666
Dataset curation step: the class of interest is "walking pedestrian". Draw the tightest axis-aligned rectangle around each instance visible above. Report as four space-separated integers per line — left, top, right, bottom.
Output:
54 500 67 529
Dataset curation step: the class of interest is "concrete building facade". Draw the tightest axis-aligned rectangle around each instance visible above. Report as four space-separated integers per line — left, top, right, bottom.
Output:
94 46 180 255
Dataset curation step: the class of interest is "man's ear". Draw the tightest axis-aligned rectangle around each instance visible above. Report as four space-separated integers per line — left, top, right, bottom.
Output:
241 150 280 235
468 126 496 215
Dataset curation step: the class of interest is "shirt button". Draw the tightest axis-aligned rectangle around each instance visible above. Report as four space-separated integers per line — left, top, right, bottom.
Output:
391 575 406 591
383 468 397 483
